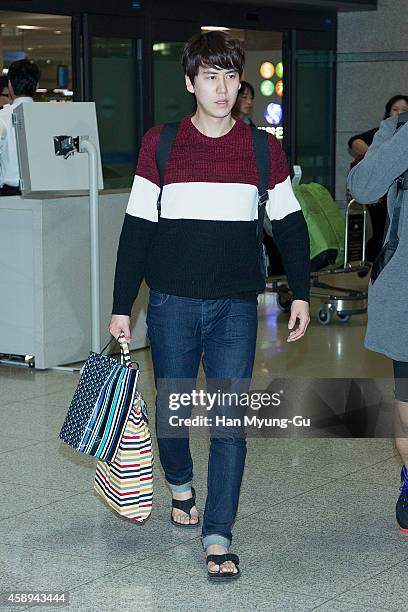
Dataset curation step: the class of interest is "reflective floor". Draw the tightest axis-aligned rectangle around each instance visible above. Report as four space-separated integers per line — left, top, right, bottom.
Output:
0 276 405 612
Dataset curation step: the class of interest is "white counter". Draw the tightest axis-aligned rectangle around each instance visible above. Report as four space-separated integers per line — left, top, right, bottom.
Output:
0 192 148 369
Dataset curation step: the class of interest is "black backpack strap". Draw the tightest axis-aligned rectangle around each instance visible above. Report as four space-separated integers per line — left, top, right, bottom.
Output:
155 122 180 218
250 127 270 243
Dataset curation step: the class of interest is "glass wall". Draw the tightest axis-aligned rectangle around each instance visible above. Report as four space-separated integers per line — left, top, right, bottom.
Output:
295 48 335 191
92 37 143 189
0 12 72 102
153 41 195 124
0 11 144 190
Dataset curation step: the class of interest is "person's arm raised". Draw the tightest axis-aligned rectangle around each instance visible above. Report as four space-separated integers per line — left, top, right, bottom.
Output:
348 116 408 204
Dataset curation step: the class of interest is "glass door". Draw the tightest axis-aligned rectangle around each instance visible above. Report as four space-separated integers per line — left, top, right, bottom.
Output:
153 40 196 124
152 21 199 124
285 29 336 193
0 11 73 102
75 15 145 189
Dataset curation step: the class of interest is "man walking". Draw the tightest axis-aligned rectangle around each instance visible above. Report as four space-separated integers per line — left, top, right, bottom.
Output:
109 31 310 580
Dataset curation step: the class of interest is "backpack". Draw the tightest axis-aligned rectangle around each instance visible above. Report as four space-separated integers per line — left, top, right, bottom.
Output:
154 121 270 279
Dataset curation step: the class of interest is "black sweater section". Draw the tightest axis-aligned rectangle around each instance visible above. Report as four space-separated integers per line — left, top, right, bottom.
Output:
112 211 310 315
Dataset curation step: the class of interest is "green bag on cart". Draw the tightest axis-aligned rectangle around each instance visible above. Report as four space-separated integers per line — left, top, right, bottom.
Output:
293 183 345 271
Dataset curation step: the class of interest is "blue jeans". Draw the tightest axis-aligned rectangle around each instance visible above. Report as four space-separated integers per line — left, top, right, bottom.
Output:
146 290 257 549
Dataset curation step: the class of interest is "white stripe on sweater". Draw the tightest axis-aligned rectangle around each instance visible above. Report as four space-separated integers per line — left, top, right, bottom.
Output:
126 174 301 222
126 175 160 221
267 176 301 220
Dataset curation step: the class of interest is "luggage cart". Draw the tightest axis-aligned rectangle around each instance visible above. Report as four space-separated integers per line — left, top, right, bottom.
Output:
266 199 369 325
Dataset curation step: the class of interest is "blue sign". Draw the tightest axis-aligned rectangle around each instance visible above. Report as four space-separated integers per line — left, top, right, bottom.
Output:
3 51 26 63
264 103 283 126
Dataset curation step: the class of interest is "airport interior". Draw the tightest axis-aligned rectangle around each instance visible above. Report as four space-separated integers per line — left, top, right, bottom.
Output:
1 0 408 610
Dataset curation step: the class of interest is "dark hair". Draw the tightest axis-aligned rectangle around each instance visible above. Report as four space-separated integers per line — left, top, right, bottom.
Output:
384 94 408 119
238 80 255 99
0 75 9 94
8 59 40 97
182 31 244 83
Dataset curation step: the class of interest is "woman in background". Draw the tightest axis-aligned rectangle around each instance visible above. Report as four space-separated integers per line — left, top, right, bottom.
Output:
349 95 408 265
349 94 408 158
232 80 255 127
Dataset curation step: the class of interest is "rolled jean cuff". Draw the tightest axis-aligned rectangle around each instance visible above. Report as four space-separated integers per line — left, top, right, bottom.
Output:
167 480 192 493
201 534 231 550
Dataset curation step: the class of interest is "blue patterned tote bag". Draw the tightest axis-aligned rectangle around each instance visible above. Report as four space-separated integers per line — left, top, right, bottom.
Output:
59 334 141 462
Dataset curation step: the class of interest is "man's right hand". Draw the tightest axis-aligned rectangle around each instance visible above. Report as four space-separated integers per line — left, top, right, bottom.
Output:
109 314 131 341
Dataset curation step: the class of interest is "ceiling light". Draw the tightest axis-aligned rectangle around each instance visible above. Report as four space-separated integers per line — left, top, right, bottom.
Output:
53 89 73 96
17 25 47 30
201 26 230 32
55 30 62 34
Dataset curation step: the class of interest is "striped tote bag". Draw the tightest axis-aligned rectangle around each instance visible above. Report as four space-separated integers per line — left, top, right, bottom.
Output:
94 391 153 522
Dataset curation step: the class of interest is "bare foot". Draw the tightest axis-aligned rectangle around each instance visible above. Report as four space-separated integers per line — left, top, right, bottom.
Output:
206 544 239 574
172 490 199 525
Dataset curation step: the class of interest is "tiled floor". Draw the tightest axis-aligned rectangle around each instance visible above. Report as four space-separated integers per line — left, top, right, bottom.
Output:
0 279 406 612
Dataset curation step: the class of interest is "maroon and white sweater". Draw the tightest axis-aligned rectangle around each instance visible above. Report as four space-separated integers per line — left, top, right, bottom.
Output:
113 117 310 315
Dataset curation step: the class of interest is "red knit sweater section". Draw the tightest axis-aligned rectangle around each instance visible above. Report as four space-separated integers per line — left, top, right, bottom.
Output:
136 116 289 189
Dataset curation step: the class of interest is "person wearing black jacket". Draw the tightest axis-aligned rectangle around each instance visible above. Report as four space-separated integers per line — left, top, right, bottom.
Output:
348 95 408 158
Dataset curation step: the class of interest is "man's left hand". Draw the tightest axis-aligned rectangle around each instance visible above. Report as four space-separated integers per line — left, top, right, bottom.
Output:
287 299 310 342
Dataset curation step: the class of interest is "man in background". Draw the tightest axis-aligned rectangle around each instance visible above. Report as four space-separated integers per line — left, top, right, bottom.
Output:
0 59 40 196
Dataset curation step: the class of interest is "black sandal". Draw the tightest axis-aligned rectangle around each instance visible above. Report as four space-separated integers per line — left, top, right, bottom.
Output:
206 553 241 581
170 487 200 528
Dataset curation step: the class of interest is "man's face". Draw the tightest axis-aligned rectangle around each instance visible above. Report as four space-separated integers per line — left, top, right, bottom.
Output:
186 65 240 118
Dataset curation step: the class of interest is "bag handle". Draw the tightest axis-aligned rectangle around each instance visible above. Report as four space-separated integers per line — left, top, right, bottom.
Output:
118 333 132 367
100 334 133 369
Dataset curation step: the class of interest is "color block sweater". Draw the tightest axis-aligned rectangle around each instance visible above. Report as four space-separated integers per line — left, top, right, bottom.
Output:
112 117 310 315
